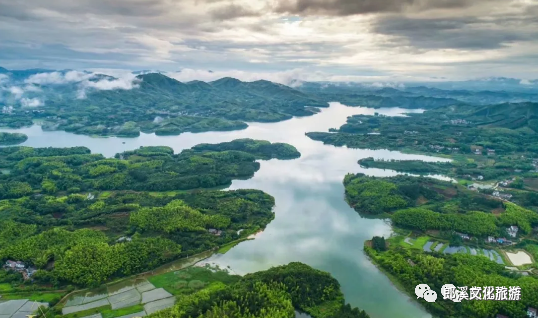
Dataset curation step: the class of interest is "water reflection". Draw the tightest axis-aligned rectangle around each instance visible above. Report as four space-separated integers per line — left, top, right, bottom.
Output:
1 103 440 318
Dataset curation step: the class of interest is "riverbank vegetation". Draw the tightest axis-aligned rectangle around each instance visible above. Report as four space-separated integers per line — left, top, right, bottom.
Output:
365 244 538 318
0 132 27 145
344 173 538 239
149 262 370 318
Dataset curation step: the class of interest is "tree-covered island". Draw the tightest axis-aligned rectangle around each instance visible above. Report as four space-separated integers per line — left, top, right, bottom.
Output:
0 132 28 145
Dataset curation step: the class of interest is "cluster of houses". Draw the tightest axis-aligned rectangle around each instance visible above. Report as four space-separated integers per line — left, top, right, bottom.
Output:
496 307 537 318
428 145 459 153
2 105 13 114
486 236 513 245
404 130 419 135
484 227 518 245
448 119 471 125
532 159 538 172
23 109 45 114
499 178 515 187
492 191 513 201
485 226 518 244
473 148 495 156
4 260 37 280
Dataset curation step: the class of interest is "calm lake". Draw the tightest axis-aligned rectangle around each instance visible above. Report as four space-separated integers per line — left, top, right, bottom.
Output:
1 102 451 318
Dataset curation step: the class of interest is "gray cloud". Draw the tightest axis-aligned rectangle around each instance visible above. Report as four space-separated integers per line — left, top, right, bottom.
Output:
0 0 537 80
273 0 483 16
210 4 261 20
373 16 538 50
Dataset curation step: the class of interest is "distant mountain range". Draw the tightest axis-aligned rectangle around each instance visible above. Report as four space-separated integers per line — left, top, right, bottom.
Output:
1 66 537 137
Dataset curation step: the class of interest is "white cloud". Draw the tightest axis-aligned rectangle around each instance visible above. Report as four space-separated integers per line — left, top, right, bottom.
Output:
520 79 532 85
25 71 93 85
0 74 9 85
8 86 24 99
23 70 141 99
20 97 43 107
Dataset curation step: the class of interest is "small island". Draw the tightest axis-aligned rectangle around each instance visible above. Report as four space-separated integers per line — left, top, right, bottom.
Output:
0 132 27 145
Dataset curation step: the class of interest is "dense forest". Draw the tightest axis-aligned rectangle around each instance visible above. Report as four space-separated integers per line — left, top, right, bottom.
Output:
0 139 300 199
0 139 300 288
0 132 27 145
0 188 275 287
366 245 538 318
149 262 370 318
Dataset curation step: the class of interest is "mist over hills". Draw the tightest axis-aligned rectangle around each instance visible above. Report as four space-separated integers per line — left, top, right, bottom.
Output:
1 66 538 137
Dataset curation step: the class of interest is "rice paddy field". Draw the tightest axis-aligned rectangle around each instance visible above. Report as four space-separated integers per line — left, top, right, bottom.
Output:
396 235 505 264
55 264 240 317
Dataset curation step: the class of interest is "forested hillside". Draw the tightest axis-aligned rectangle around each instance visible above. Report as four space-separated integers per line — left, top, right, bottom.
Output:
0 72 327 136
149 262 370 318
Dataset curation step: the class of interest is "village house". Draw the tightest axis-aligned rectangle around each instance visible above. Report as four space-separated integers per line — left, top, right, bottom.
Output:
457 232 470 240
492 191 513 201
4 260 37 280
475 149 481 155
117 236 132 242
528 307 537 318
487 149 496 155
5 260 25 270
450 119 470 125
2 106 13 114
486 236 496 243
208 229 222 236
429 145 445 152
477 175 484 181
507 226 519 238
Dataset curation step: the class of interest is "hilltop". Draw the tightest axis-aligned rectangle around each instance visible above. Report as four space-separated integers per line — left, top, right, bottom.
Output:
0 71 328 136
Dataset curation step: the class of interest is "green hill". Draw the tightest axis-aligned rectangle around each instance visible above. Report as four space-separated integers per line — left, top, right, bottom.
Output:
29 74 327 136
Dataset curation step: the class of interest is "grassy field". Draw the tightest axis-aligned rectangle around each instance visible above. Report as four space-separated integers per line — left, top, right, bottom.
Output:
99 191 112 198
62 305 112 318
0 283 14 292
412 236 430 249
148 266 240 296
0 291 64 303
101 304 144 318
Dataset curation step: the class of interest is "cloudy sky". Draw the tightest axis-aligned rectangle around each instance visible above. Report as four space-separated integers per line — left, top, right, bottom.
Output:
1 0 537 81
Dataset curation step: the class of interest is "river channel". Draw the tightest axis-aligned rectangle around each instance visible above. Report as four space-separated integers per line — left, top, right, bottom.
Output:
1 102 452 318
